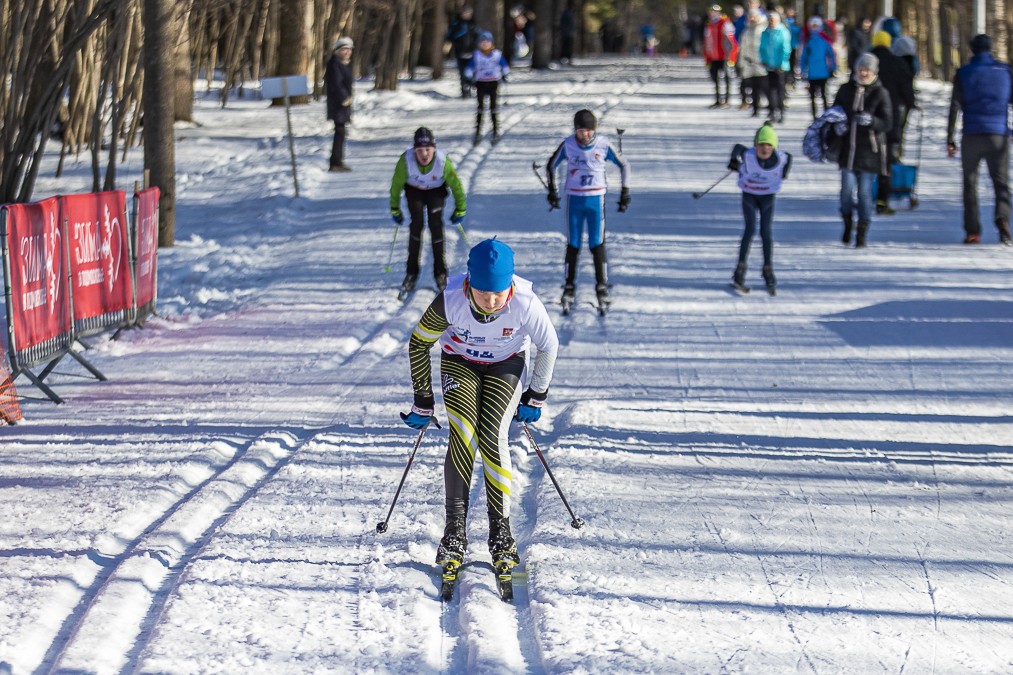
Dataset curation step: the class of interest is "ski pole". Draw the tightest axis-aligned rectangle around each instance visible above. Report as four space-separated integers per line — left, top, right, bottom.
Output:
531 161 549 189
616 128 625 154
692 170 733 200
383 225 399 272
376 416 442 534
456 223 469 244
521 423 585 529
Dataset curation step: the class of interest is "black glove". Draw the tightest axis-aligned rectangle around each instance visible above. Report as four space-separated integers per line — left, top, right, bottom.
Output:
727 156 742 172
617 187 631 213
502 74 508 83
548 188 561 210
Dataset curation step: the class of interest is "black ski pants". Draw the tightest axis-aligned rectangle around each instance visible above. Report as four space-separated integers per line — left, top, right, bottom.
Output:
709 60 731 103
767 70 785 115
739 192 775 268
456 57 472 96
475 80 499 131
961 133 1011 235
747 76 768 115
405 184 448 278
442 352 525 519
808 79 828 118
330 123 346 168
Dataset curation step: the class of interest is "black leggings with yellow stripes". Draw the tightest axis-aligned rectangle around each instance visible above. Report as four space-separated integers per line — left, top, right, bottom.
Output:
441 352 524 520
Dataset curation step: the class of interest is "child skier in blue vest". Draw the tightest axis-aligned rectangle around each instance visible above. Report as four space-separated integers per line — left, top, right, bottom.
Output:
727 121 792 295
546 109 631 314
465 32 509 145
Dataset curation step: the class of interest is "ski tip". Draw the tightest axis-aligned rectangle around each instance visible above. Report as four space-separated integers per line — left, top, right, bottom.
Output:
375 522 388 534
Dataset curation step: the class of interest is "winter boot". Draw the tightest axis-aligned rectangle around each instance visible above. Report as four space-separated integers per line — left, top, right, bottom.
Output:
841 214 853 244
491 114 501 145
488 516 520 568
876 200 896 216
964 233 981 244
401 273 418 293
855 222 869 248
762 264 777 295
435 273 448 291
732 261 747 287
997 218 1012 246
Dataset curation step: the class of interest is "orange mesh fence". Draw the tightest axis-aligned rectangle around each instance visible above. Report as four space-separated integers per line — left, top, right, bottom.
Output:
0 347 23 424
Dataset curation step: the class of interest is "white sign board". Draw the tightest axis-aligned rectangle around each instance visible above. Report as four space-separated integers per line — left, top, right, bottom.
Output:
261 75 310 99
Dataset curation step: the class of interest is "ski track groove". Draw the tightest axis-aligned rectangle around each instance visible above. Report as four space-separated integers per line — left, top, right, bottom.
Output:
36 284 434 675
915 545 940 675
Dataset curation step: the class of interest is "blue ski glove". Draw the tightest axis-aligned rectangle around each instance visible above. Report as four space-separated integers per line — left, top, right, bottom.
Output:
514 388 547 423
451 210 466 225
401 403 439 430
392 209 404 225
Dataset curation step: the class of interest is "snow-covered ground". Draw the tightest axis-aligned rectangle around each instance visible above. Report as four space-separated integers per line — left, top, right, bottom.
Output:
3 57 1013 674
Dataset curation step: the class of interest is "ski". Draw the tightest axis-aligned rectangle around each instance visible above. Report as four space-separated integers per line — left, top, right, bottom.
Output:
495 561 514 602
561 287 575 316
397 286 414 302
595 285 611 316
561 299 573 316
729 282 751 295
440 561 461 602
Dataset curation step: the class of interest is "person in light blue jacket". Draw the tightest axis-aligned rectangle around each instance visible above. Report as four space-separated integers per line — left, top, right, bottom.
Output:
760 12 792 122
800 17 837 118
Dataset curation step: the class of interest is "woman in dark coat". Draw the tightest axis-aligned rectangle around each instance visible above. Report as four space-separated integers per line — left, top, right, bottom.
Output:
832 52 892 247
325 38 354 171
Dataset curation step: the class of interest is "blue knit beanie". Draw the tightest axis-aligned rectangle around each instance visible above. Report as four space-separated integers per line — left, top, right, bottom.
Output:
467 239 514 292
479 31 494 44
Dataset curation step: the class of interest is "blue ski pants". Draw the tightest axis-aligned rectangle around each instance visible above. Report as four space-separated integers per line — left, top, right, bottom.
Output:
739 192 775 267
566 194 605 249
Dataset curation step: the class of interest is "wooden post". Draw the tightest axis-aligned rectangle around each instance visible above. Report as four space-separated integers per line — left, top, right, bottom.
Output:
144 0 177 247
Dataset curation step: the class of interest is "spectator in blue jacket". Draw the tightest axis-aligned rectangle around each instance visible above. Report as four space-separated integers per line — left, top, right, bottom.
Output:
800 17 836 118
784 7 802 87
760 12 791 122
947 34 1013 245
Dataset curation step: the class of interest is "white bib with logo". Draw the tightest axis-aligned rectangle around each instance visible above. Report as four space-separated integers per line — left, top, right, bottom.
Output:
405 147 447 190
562 134 611 196
737 147 788 195
438 273 552 363
472 49 505 81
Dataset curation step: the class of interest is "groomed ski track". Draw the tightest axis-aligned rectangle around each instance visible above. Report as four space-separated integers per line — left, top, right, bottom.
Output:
2 57 1013 674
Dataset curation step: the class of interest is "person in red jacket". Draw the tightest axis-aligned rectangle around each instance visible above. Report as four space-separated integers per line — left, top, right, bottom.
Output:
704 5 739 107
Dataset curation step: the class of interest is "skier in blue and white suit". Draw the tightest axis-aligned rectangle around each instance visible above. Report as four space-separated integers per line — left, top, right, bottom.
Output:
546 109 631 307
464 32 510 144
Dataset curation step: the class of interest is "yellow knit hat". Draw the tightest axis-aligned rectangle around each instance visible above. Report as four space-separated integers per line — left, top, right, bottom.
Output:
872 31 892 48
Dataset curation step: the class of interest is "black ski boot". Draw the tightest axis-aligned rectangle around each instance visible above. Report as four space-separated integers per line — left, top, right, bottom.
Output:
855 222 869 248
591 244 610 315
998 218 1012 246
561 245 579 315
841 214 853 244
435 273 448 292
437 502 468 601
762 265 777 296
489 516 519 601
473 113 483 145
398 273 419 301
730 261 749 293
491 113 500 145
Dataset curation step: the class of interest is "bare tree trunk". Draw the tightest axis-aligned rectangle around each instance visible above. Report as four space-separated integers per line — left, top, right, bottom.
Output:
175 3 193 121
532 0 552 68
274 0 310 104
921 0 938 78
144 0 177 246
429 0 446 78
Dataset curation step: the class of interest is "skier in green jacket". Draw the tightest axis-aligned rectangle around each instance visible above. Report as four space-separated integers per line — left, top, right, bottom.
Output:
390 127 467 296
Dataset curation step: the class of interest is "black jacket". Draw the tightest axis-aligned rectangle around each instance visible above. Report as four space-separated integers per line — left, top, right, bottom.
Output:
832 78 893 175
871 46 915 142
447 16 477 59
846 28 870 71
325 55 353 124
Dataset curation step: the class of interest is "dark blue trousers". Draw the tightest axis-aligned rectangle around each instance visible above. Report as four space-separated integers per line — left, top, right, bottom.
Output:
739 192 775 267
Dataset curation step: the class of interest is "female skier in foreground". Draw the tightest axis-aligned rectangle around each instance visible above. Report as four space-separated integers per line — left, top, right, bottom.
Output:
402 239 559 600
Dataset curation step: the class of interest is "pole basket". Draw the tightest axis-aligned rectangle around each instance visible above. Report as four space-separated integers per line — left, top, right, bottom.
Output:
0 348 22 424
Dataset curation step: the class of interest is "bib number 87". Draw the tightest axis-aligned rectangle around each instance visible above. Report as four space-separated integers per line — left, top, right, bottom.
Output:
579 174 595 186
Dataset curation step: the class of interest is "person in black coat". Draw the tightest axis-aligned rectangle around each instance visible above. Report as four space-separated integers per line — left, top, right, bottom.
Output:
870 32 915 214
325 37 354 171
847 17 871 75
446 6 478 97
832 53 892 247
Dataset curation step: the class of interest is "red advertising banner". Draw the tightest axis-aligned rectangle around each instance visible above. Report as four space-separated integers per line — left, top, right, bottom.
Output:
134 187 159 310
3 198 73 361
61 191 133 332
